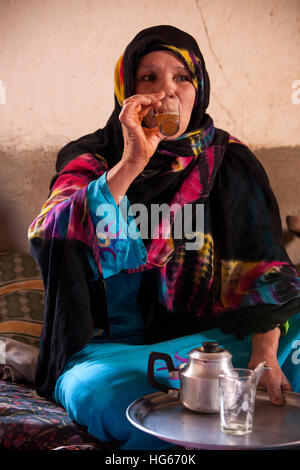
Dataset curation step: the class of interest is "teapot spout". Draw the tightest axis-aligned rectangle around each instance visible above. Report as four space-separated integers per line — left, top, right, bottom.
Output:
253 361 271 386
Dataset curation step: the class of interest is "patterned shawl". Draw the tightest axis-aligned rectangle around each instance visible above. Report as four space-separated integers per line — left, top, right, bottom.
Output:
29 25 300 398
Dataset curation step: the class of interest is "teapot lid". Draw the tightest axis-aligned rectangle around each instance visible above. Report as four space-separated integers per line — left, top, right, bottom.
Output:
189 341 232 361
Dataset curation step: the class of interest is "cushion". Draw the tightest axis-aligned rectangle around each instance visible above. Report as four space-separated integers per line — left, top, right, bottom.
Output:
0 336 39 383
0 252 44 348
0 379 113 450
0 252 44 382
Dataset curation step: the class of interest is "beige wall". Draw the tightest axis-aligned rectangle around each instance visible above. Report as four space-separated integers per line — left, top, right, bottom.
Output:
1 0 300 150
0 0 299 264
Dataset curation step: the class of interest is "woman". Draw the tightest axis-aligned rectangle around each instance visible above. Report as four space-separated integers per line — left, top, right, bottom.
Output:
29 25 300 449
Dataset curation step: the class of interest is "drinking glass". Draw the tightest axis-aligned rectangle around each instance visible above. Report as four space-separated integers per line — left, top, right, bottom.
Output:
154 96 180 137
219 368 257 435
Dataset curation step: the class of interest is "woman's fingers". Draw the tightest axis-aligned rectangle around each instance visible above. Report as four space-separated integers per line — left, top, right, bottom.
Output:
281 373 293 392
265 380 285 406
119 92 166 168
249 353 293 407
119 92 164 128
260 368 292 406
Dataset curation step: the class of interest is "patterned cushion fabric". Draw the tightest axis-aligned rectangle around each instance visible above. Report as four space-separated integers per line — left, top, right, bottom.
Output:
0 380 117 450
0 252 44 348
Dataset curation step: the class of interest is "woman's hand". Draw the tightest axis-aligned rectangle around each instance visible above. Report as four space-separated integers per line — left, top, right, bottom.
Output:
106 92 164 205
119 91 165 171
248 328 292 405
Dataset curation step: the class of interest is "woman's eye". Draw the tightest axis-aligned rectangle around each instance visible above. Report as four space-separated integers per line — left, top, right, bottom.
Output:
175 74 191 82
140 74 156 82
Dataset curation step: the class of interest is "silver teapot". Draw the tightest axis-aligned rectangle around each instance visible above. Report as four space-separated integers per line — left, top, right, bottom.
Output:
147 341 268 413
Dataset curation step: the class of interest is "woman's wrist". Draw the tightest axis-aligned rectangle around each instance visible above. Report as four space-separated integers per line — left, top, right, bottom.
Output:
251 326 281 357
106 159 144 205
121 146 150 173
120 154 147 174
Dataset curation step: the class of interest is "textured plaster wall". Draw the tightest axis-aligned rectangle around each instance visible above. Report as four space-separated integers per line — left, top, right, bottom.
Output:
0 0 299 264
1 0 300 149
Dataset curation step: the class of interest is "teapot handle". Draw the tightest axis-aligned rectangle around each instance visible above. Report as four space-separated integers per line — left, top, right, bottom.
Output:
147 351 180 394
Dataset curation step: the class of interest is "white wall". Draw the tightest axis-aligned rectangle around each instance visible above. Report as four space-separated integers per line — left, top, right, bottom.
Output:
1 0 300 151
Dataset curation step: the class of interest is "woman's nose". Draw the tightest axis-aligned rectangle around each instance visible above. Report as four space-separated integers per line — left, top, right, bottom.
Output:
164 89 176 98
159 74 176 96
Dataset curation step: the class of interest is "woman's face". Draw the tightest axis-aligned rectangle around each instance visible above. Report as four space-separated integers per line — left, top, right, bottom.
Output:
135 50 196 139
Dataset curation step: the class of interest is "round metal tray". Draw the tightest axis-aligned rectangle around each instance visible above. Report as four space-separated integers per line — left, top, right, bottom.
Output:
127 389 300 449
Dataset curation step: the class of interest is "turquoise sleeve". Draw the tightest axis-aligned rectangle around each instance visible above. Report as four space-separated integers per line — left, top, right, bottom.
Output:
87 172 147 279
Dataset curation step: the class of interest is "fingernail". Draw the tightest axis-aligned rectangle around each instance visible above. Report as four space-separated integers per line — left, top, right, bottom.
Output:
274 396 284 405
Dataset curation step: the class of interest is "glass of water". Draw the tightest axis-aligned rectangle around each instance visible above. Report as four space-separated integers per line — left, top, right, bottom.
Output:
219 368 257 435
